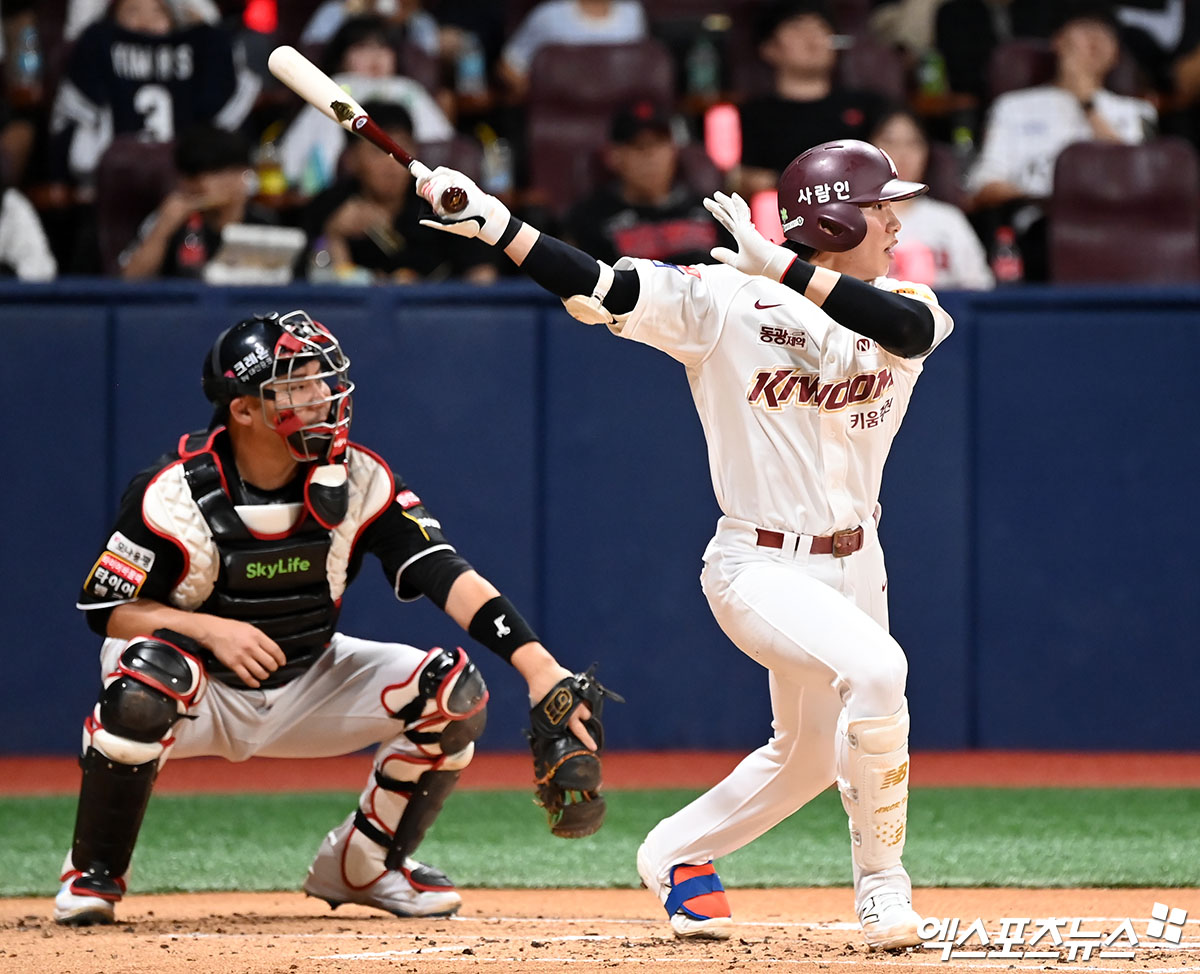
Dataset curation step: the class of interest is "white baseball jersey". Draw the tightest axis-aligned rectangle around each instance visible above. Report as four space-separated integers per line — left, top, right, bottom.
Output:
609 259 954 536
967 85 1156 199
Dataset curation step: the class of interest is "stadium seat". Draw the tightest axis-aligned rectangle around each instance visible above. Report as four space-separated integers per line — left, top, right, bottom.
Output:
94 136 178 275
1048 138 1200 283
525 41 676 215
836 32 907 102
987 38 1056 100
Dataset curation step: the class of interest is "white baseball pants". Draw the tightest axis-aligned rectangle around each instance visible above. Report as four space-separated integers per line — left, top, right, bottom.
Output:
639 515 913 907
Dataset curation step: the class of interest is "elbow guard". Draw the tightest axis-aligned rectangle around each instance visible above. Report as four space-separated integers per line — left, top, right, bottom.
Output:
562 260 623 325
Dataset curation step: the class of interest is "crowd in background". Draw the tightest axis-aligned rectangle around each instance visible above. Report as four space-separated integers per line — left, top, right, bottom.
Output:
0 0 1197 287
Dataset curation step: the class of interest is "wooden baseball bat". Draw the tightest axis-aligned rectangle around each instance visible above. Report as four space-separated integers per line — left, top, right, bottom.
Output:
267 45 468 214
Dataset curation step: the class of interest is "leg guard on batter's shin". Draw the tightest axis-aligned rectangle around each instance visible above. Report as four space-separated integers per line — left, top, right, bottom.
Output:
837 700 910 874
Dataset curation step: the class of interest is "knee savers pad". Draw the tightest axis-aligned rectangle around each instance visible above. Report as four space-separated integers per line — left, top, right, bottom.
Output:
391 647 489 754
90 635 207 765
838 700 910 873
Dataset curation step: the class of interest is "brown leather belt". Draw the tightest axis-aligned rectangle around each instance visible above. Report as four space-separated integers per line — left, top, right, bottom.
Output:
755 525 865 557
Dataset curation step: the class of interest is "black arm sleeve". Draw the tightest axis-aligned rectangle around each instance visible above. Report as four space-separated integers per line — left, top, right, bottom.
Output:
780 261 935 358
499 218 640 314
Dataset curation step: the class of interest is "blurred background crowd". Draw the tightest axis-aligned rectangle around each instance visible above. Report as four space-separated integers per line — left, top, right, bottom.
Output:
1 0 1198 288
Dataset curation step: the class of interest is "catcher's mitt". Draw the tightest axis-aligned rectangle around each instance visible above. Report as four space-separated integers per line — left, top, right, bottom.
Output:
527 664 624 838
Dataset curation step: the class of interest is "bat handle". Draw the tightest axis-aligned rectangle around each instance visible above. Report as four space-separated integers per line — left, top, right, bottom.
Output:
408 159 470 215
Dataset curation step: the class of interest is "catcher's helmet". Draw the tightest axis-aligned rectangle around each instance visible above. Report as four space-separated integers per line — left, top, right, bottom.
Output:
202 310 353 463
777 139 927 253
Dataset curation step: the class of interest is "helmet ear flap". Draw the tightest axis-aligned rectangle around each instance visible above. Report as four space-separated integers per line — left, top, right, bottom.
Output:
814 202 868 253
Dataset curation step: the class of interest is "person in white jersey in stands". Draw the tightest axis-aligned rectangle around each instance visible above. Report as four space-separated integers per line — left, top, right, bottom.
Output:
413 138 953 951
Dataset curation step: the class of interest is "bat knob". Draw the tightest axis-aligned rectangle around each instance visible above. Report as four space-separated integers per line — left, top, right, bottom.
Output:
441 187 469 214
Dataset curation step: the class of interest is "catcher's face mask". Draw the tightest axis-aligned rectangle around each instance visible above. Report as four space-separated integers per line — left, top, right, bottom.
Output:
259 311 354 463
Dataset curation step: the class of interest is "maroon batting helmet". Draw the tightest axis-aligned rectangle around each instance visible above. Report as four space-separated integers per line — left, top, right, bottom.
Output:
777 139 927 252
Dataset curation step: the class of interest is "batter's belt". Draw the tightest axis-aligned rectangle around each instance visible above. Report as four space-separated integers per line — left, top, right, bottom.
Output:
756 526 864 557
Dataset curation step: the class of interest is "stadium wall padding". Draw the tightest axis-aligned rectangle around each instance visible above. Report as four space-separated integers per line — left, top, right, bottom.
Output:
2 280 1196 754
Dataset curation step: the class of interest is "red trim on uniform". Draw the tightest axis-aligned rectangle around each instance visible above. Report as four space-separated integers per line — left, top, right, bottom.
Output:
343 442 397 554
142 459 193 590
339 832 386 891
117 633 207 706
402 863 455 892
379 647 440 713
178 427 223 460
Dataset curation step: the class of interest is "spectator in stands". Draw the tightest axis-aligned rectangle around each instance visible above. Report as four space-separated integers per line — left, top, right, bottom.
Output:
0 173 57 280
48 0 258 196
736 0 896 198
300 0 440 56
1 0 44 186
119 124 275 280
498 0 648 101
277 15 454 197
562 100 722 267
935 0 1056 104
300 101 496 284
966 2 1156 280
870 110 993 290
64 0 222 39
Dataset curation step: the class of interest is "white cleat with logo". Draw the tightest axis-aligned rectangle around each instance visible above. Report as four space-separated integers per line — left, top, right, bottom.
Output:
858 890 924 951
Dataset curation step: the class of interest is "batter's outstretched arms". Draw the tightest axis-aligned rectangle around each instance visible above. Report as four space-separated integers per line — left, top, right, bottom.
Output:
416 168 934 357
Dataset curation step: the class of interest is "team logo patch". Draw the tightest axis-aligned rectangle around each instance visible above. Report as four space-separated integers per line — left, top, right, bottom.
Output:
395 490 422 509
760 325 805 347
86 551 147 601
542 687 575 726
105 530 155 570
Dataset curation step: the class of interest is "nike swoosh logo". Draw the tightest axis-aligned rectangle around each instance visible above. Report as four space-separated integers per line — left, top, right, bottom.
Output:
754 300 782 309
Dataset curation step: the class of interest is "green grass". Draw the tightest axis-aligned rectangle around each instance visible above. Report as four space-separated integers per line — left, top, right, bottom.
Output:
5 788 1198 897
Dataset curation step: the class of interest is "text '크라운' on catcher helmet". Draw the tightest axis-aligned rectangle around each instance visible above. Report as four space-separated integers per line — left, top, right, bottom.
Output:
201 310 354 464
777 139 928 253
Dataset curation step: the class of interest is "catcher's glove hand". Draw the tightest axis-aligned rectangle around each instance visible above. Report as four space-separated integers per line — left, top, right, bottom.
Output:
527 664 624 838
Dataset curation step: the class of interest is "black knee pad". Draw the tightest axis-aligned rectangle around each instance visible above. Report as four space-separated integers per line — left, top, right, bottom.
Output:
99 635 204 742
440 702 487 754
396 647 489 750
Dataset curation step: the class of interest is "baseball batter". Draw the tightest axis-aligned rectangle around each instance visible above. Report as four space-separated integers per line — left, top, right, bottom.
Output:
416 139 953 950
54 310 609 926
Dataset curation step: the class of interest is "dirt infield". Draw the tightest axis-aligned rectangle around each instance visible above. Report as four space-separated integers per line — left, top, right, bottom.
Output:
3 888 1197 974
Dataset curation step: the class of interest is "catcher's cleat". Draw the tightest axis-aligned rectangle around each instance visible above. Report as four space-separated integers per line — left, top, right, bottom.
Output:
638 844 733 940
54 869 123 926
858 890 923 951
304 829 461 918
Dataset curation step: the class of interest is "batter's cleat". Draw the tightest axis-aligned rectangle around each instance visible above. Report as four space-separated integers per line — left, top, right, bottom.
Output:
857 890 924 951
637 844 733 940
303 850 462 918
54 869 123 926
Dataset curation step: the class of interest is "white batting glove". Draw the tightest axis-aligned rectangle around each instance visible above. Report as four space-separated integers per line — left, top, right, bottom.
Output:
704 191 795 282
416 166 511 246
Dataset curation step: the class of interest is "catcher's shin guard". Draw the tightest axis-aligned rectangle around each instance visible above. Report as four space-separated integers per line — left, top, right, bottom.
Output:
837 700 911 874
383 769 461 871
67 748 158 886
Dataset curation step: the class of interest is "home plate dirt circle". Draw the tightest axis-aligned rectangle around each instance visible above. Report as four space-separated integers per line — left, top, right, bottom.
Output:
3 888 1197 974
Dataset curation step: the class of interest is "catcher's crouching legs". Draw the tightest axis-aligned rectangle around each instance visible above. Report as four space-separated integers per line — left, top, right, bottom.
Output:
304 646 487 918
56 634 207 925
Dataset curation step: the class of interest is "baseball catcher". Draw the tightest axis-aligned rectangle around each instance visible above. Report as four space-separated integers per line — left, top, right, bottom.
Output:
528 664 624 837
